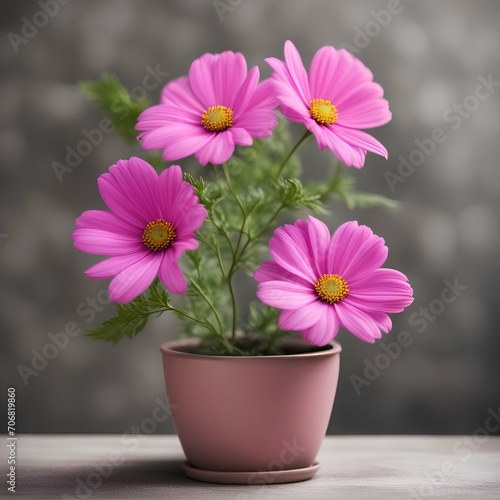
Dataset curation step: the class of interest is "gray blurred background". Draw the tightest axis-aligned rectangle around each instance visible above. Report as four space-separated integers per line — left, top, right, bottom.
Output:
1 0 499 436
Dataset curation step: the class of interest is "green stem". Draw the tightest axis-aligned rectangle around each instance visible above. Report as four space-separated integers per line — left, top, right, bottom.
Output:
254 202 285 240
232 131 320 269
230 131 320 273
276 129 311 177
156 303 243 355
188 278 225 336
227 276 238 339
219 224 236 259
223 163 246 216
198 236 225 276
220 162 249 341
169 307 218 335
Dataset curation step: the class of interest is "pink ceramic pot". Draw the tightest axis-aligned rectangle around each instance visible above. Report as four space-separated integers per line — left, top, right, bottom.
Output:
160 338 341 473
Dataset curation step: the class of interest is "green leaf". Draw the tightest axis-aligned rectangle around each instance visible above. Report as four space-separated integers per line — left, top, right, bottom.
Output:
184 173 223 211
246 302 291 354
79 73 150 144
85 281 171 344
247 303 281 336
277 178 325 213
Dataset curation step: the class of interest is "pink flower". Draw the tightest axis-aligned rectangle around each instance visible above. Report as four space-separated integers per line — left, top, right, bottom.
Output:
135 51 278 166
266 40 392 168
72 157 207 304
254 216 413 345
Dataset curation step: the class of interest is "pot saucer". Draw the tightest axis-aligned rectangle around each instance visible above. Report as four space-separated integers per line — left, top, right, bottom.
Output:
181 460 321 485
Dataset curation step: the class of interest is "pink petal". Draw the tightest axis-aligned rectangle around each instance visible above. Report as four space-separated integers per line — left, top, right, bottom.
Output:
336 99 392 129
331 126 388 158
277 104 309 124
233 66 260 116
306 216 331 276
108 252 162 304
335 301 382 343
84 252 147 279
325 221 361 272
325 221 388 281
97 158 158 226
283 40 311 104
352 268 413 289
338 227 388 282
156 165 207 236
170 238 199 259
157 165 188 224
348 269 414 313
325 49 375 104
309 45 340 101
158 165 208 235
140 123 214 161
334 81 384 109
161 76 204 113
309 123 367 167
279 300 326 331
75 210 139 237
234 109 278 138
269 223 318 284
253 260 311 287
72 228 143 256
159 253 187 295
269 76 309 115
194 133 235 166
301 306 339 346
265 58 301 101
137 104 200 129
230 127 253 147
346 294 412 313
257 281 316 309
254 260 284 283
174 208 208 239
188 53 218 109
164 130 214 162
212 51 248 107
368 311 392 334
246 78 279 111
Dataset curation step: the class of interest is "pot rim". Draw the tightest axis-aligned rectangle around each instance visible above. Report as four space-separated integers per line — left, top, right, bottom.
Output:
160 337 342 360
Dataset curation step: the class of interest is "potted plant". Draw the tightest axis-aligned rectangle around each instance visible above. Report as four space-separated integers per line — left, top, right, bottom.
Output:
72 41 413 484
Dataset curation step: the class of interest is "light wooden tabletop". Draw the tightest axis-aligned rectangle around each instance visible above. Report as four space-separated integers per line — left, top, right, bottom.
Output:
5 434 500 499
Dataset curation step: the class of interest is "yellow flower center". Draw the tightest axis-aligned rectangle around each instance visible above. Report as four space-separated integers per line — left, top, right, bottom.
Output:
142 219 176 252
309 98 338 126
315 274 349 304
202 105 234 132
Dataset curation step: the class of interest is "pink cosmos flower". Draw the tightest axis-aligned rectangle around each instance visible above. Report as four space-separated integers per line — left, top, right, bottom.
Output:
266 40 392 168
254 216 413 345
135 51 278 166
72 157 207 304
